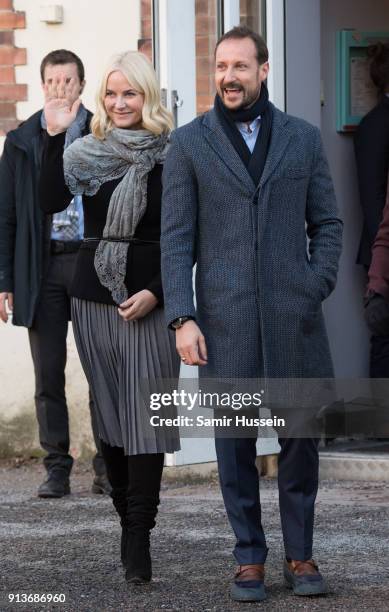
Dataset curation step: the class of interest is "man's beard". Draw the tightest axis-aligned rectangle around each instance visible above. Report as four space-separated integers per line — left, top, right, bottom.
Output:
221 82 261 109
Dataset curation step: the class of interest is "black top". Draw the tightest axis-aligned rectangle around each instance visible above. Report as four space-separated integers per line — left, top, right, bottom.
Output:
354 95 389 266
39 132 164 305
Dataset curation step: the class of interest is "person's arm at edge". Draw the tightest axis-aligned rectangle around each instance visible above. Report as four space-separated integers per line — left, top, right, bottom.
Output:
0 139 16 322
368 190 389 301
354 121 389 246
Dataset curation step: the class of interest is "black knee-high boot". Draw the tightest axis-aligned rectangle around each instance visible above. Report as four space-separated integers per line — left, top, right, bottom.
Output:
100 441 129 565
124 453 164 583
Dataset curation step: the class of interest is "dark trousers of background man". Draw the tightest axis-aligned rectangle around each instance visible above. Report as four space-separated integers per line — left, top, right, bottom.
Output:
362 267 389 378
370 335 389 377
28 249 105 478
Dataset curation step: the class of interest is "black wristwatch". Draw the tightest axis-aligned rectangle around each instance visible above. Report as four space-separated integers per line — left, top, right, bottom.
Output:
170 316 195 330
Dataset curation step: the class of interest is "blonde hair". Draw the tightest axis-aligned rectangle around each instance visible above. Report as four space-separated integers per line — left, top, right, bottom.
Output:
91 51 174 139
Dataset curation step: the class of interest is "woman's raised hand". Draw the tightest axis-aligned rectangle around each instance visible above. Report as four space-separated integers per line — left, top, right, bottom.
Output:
43 74 81 135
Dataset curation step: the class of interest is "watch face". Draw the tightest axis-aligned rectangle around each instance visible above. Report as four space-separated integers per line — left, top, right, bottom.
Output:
172 316 193 330
173 317 188 329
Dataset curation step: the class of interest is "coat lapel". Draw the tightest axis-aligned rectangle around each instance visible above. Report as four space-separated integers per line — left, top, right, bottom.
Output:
203 105 294 194
259 105 293 188
203 109 256 192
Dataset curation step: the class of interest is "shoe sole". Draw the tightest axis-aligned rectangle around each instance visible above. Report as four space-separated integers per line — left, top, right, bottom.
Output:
284 577 328 596
38 489 70 499
230 584 267 602
125 575 151 585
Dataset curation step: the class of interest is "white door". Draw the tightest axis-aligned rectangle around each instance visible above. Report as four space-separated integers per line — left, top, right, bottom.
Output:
155 0 281 465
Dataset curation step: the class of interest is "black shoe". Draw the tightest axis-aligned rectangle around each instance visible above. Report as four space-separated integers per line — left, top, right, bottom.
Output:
91 473 112 495
38 472 70 498
124 532 152 583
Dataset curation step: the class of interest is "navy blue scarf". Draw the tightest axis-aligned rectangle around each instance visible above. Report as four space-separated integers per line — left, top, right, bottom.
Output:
214 84 272 186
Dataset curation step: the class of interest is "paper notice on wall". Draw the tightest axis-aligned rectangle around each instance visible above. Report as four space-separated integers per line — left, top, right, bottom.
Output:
350 57 377 116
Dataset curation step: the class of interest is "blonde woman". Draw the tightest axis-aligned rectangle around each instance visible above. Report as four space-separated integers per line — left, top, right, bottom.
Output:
39 51 180 583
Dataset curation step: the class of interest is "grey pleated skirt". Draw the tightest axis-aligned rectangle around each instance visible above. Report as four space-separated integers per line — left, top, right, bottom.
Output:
71 298 181 456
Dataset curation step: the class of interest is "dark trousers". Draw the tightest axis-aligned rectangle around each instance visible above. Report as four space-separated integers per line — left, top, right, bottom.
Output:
100 441 164 530
363 262 389 378
370 335 389 377
28 252 105 476
215 436 319 564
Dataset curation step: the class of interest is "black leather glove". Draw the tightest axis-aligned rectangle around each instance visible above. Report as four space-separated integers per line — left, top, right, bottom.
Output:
364 293 389 336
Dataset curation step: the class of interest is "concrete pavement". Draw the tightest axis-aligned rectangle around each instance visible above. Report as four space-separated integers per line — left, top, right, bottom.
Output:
1 460 389 611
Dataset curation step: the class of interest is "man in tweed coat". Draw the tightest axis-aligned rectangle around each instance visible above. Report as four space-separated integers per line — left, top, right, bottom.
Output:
161 26 342 602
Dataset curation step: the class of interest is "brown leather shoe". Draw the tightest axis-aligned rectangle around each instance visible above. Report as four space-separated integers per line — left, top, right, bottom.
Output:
284 559 327 596
288 559 319 575
230 564 266 601
235 564 265 580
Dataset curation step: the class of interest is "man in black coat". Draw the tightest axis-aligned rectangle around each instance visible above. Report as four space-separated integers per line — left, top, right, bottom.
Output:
0 49 109 498
354 95 389 268
354 46 389 376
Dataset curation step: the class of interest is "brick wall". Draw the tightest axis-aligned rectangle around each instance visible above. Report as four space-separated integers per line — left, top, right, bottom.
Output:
195 0 218 115
0 0 26 136
138 0 152 61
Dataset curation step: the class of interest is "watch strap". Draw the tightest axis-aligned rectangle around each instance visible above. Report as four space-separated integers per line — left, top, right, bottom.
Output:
169 316 196 330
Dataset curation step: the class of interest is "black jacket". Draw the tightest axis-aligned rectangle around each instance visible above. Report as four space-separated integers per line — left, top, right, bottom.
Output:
354 95 389 266
39 132 164 306
0 109 92 326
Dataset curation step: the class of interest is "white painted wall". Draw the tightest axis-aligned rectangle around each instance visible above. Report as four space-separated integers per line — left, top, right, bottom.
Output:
0 322 93 458
14 0 141 119
1 1 141 455
266 0 285 111
285 0 321 127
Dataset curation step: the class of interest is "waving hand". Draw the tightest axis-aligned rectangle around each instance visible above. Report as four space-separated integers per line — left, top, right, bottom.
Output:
43 74 81 135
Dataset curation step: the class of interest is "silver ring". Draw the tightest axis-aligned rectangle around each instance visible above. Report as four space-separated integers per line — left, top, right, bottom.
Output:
181 356 187 362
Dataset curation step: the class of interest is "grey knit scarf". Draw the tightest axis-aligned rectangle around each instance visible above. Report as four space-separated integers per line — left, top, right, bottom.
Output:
63 128 169 304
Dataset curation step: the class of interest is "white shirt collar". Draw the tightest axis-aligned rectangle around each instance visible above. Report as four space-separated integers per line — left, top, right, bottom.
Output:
236 115 261 133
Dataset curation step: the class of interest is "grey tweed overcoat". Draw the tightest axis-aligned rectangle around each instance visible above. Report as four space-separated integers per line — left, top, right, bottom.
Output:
161 104 343 379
